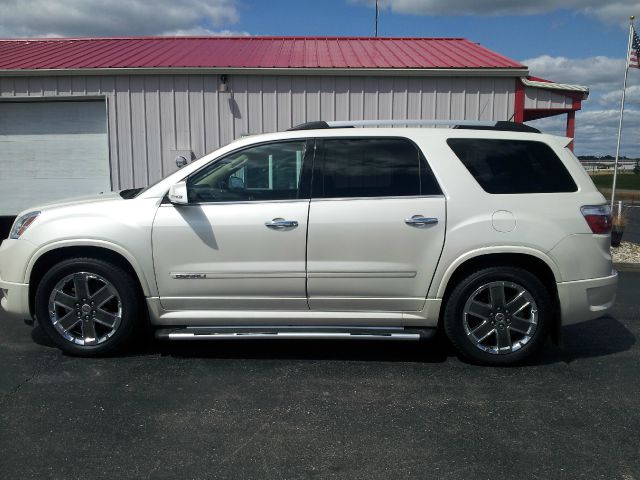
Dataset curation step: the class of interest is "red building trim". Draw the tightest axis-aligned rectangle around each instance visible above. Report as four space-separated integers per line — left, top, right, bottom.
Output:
514 78 525 123
566 111 576 151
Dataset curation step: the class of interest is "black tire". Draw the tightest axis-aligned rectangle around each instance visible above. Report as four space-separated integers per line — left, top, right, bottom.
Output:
35 257 141 357
443 266 552 366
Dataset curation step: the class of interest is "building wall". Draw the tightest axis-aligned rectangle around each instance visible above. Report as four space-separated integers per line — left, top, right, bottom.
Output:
524 86 573 110
0 74 516 190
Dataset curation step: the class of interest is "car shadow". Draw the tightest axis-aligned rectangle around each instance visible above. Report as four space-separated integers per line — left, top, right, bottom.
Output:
140 333 454 364
30 315 635 366
530 315 636 366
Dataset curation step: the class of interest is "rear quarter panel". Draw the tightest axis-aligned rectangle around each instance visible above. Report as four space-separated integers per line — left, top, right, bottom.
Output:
411 131 609 299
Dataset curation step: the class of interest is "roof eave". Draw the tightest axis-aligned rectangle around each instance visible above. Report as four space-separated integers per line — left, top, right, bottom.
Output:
0 66 530 77
521 77 589 100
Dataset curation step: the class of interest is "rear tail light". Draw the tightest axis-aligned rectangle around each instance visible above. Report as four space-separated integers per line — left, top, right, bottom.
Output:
581 205 612 234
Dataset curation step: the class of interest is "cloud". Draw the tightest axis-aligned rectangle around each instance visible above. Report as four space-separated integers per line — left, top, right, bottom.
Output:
0 0 240 37
523 54 640 156
522 55 626 90
583 3 640 25
600 85 640 106
529 109 640 157
351 0 640 26
163 28 250 37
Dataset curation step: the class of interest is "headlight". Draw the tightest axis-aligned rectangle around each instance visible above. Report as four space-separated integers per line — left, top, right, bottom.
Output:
9 211 40 239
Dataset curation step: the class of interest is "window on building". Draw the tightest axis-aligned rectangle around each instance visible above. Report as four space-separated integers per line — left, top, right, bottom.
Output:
316 138 441 199
187 141 307 202
447 138 577 194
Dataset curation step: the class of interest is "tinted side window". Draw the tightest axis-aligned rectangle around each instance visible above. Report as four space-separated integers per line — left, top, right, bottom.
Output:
317 138 441 198
447 138 577 194
187 141 307 203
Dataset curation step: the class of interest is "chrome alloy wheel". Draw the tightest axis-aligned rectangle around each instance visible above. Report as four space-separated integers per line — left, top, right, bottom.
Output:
462 281 538 355
47 272 122 346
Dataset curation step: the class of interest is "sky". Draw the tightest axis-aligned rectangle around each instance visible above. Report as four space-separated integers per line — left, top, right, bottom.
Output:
1 0 640 156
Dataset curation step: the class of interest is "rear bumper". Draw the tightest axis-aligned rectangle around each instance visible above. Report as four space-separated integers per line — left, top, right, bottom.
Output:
0 275 30 319
557 271 618 326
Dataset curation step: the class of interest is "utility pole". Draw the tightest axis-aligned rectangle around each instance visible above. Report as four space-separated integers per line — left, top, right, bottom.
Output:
375 0 379 37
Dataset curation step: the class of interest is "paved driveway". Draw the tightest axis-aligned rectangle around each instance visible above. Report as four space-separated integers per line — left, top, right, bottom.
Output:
1 273 638 479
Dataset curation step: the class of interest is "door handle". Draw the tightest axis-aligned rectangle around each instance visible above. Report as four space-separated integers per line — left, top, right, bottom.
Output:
405 215 438 226
265 218 299 229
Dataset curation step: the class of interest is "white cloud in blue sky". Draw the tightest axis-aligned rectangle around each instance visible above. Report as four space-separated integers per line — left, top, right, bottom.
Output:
0 0 240 37
353 0 640 24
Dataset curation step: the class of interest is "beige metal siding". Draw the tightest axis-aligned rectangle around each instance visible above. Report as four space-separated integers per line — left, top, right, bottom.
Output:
524 86 572 110
0 74 515 190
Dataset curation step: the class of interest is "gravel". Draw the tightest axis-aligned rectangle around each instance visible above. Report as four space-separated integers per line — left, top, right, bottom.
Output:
612 241 640 264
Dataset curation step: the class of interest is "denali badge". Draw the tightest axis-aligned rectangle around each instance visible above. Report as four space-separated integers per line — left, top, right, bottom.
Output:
172 273 207 279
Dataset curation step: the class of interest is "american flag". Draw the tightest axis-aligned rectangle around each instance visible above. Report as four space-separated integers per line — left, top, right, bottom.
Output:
630 26 640 68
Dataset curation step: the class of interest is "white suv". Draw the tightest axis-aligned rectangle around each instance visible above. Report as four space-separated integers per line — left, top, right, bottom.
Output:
0 121 617 365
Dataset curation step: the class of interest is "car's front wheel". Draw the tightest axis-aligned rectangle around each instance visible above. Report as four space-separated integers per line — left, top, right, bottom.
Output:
443 266 552 365
35 257 140 356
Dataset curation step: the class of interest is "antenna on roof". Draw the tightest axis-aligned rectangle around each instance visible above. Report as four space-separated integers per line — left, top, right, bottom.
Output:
375 0 379 37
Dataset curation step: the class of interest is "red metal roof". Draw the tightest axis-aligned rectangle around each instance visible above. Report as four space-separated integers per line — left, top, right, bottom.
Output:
0 36 524 71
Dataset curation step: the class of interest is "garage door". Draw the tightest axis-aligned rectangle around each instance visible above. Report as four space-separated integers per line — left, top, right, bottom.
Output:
0 100 110 216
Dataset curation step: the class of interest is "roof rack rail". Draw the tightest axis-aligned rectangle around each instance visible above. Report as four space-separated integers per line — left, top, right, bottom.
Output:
327 119 495 128
287 119 540 133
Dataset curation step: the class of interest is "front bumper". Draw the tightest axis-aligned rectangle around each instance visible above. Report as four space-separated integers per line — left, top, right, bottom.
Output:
0 275 30 319
0 238 35 320
557 271 618 326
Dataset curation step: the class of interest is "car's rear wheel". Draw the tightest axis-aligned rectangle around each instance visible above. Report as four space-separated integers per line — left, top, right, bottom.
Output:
443 266 552 365
35 257 140 356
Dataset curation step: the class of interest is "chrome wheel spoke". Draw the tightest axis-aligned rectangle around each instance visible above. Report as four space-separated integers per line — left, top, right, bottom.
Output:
94 309 118 328
506 292 530 316
489 284 506 308
496 326 512 352
91 285 115 308
53 290 77 310
57 311 81 331
81 317 97 343
470 321 495 342
73 273 91 301
467 300 492 320
510 315 534 335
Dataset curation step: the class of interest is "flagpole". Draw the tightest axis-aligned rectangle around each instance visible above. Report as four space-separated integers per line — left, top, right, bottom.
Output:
611 16 635 212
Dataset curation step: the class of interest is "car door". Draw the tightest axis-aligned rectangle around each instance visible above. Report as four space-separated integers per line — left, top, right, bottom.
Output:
152 139 313 311
306 137 446 312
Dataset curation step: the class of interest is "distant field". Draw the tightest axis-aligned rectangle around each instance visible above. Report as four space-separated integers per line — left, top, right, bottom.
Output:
589 173 640 190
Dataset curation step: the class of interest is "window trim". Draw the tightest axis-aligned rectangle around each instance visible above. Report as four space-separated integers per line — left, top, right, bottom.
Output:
178 138 315 205
310 194 444 202
312 136 442 200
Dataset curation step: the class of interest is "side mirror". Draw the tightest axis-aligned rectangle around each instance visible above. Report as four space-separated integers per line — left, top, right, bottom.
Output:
168 181 188 205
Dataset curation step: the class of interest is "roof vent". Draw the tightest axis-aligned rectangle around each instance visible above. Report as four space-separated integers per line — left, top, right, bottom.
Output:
287 121 332 131
454 121 541 133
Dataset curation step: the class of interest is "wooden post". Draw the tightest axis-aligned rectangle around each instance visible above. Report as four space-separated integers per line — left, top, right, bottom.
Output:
566 110 575 151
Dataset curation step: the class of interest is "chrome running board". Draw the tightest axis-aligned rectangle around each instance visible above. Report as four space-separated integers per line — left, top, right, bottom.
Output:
155 326 436 341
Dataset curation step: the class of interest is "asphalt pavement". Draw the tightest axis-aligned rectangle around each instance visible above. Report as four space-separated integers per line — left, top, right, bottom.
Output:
1 273 639 480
